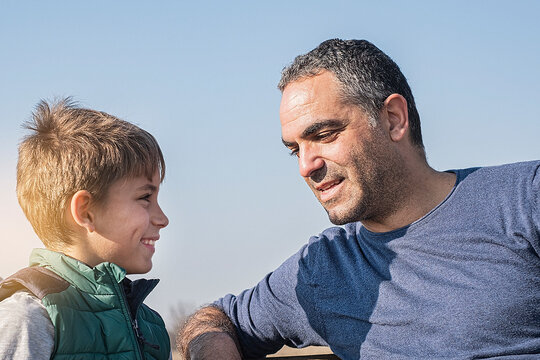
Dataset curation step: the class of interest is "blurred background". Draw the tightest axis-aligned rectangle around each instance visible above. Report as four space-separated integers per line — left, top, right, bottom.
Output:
1 0 539 349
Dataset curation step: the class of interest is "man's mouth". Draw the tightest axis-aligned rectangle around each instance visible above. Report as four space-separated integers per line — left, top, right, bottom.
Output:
317 179 342 192
141 239 156 246
316 178 344 202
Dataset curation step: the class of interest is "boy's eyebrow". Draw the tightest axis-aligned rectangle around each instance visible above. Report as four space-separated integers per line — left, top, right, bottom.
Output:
137 184 157 192
281 119 345 148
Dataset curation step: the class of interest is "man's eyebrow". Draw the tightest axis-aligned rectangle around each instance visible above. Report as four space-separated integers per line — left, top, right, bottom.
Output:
282 119 345 147
282 138 296 148
301 119 344 138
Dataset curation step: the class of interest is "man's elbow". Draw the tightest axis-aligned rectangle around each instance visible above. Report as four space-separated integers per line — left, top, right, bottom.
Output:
177 305 242 360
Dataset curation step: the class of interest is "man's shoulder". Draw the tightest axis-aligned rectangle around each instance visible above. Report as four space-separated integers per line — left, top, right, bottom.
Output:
446 160 539 230
457 160 540 176
454 160 540 189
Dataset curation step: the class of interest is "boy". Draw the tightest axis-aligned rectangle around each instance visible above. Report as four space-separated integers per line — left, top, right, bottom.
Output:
0 98 171 359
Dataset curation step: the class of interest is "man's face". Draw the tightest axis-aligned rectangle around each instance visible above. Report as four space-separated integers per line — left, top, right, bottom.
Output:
85 171 169 274
280 71 405 225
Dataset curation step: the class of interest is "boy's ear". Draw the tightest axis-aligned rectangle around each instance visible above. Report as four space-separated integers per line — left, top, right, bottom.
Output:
70 190 96 233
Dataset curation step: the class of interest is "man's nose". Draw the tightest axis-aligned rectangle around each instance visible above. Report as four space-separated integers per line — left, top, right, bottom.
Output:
298 144 324 178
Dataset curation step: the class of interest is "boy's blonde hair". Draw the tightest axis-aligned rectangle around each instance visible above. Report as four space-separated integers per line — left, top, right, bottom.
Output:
17 98 165 249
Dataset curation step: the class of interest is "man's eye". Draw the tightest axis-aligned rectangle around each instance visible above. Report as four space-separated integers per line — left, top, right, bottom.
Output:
316 131 336 141
289 148 299 157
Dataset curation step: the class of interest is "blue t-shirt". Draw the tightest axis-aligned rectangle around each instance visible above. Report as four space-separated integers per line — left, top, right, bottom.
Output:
216 161 540 359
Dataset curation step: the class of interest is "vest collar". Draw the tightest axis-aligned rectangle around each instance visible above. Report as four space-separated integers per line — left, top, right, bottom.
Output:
30 248 127 292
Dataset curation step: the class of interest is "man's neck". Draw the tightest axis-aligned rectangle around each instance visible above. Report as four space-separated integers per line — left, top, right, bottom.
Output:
361 168 457 233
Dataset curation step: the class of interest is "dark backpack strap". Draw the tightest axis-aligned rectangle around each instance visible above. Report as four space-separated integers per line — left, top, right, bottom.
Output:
0 266 69 301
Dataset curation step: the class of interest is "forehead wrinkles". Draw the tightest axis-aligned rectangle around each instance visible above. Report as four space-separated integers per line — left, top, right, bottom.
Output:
281 73 344 117
280 73 352 147
280 84 316 123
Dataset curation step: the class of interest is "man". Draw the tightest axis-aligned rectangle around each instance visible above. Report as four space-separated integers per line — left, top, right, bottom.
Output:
179 39 540 359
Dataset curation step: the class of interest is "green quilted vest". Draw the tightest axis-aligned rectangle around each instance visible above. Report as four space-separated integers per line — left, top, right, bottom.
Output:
29 248 171 359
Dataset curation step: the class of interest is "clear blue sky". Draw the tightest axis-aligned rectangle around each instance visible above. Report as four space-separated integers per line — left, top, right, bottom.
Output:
1 1 539 326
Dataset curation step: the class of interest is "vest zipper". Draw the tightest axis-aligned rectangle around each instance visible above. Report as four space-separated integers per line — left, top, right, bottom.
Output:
108 268 145 360
132 318 161 350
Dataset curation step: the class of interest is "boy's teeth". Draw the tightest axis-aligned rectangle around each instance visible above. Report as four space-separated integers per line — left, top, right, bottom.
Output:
142 240 156 246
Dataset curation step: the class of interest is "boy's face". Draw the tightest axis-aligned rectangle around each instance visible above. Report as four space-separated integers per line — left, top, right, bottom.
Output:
86 171 168 274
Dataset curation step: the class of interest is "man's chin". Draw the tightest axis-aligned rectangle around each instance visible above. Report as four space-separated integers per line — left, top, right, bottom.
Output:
325 206 357 226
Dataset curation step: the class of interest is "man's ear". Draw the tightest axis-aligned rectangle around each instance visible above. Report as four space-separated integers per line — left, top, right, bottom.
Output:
70 190 95 233
382 93 409 142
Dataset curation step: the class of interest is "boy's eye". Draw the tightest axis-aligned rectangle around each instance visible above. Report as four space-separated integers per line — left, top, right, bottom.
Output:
139 193 152 202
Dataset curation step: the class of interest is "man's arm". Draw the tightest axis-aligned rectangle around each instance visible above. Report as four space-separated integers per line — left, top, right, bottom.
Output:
179 241 327 359
178 305 242 360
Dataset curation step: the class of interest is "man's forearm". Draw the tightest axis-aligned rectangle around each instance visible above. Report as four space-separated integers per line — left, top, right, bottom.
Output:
178 305 242 360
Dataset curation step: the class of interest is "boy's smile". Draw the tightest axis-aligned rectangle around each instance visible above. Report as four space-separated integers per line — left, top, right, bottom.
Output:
78 171 169 274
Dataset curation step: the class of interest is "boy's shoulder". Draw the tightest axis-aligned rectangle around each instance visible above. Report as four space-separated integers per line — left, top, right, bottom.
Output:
0 288 55 359
0 266 69 301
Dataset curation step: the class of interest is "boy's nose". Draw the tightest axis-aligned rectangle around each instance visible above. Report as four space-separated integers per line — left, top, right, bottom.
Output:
153 205 169 228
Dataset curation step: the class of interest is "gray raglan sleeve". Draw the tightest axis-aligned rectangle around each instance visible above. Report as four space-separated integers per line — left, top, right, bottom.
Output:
0 291 54 359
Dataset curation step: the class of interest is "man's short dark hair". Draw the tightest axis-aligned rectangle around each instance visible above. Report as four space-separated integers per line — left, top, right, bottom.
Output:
278 39 424 151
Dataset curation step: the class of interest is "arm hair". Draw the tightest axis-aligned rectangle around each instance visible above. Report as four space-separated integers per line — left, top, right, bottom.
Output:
178 305 242 360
